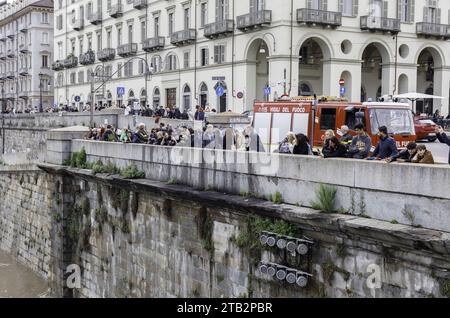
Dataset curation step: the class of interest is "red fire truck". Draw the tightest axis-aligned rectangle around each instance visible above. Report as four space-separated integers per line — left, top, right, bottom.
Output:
252 97 416 152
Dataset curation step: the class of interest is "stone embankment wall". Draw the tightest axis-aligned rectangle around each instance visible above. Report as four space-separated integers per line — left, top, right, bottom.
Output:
0 167 58 282
65 140 450 233
1 165 449 298
0 112 192 161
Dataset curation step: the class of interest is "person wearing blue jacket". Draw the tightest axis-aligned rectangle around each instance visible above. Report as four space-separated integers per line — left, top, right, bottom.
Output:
436 126 450 164
368 126 399 160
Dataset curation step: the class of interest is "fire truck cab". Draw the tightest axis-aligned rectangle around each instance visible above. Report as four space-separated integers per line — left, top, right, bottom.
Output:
253 97 416 152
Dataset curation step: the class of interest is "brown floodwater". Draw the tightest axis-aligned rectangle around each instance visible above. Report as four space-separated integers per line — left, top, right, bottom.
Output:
0 250 49 298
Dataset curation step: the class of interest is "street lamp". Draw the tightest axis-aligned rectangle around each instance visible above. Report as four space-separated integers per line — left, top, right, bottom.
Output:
89 56 153 128
38 72 43 113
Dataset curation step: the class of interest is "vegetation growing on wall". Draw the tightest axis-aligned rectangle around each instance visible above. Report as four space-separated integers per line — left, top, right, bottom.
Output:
321 259 350 285
120 165 145 179
311 184 337 213
92 160 120 175
232 215 299 263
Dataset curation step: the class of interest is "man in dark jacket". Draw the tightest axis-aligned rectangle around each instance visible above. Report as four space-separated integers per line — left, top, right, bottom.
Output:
387 142 417 163
102 125 118 142
369 126 399 160
347 124 371 159
323 137 347 158
436 126 450 164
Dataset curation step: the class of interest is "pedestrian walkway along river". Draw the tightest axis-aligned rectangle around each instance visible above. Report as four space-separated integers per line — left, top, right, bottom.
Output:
0 250 48 298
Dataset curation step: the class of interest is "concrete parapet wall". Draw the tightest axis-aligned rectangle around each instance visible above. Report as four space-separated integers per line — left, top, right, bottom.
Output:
68 140 450 232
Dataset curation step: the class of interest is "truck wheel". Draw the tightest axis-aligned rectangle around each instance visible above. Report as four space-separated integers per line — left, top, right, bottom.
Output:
427 137 437 142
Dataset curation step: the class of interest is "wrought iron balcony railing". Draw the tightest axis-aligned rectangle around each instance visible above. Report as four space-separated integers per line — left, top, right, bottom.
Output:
204 20 234 38
237 10 272 31
117 43 138 57
142 37 165 52
170 29 196 46
297 9 342 28
360 16 401 34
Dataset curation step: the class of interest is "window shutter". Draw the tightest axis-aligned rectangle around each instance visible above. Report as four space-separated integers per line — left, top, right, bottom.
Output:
250 0 255 13
214 45 219 64
215 0 219 21
368 0 373 15
397 0 402 20
437 8 441 24
353 0 359 17
383 1 388 17
225 0 229 19
409 0 415 22
338 0 343 13
206 48 209 65
423 7 429 23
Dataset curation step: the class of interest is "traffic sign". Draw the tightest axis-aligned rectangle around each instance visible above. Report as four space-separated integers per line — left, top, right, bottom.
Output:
339 78 345 86
264 86 271 95
340 86 346 95
237 92 244 99
117 87 125 96
74 96 81 102
216 85 225 97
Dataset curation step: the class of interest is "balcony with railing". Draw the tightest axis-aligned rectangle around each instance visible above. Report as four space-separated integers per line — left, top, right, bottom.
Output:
73 19 84 31
416 22 450 40
19 43 29 53
7 49 14 58
63 56 78 69
118 43 138 57
80 51 96 65
5 92 15 99
237 10 272 31
88 11 103 25
6 71 15 79
19 22 28 33
98 48 116 61
142 37 165 52
18 91 29 99
109 4 123 18
133 0 148 10
6 29 14 39
297 9 342 28
204 20 234 38
19 67 29 76
170 29 196 46
52 60 64 71
360 16 400 34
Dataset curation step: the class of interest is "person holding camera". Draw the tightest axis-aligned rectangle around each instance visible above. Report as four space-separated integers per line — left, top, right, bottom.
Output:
436 126 450 164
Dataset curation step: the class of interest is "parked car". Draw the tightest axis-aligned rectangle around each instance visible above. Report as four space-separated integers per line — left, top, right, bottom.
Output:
414 118 438 142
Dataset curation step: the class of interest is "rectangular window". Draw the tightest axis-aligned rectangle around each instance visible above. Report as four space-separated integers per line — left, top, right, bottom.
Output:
184 8 190 29
168 13 174 35
320 108 337 131
42 55 48 68
200 2 207 27
154 17 160 37
141 21 146 42
201 48 209 66
214 45 225 64
184 51 190 69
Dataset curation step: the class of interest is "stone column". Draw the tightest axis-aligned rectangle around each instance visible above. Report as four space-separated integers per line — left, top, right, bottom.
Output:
434 67 450 116
46 126 90 165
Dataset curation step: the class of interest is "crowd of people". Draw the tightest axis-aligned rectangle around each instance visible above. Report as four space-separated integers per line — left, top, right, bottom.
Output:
85 122 265 152
83 117 450 165
278 124 450 165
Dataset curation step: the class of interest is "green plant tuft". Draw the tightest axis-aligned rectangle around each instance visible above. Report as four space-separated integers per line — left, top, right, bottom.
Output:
311 184 337 213
70 148 87 168
120 165 145 179
92 160 121 175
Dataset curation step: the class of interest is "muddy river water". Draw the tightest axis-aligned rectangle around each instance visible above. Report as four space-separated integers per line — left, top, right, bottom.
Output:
0 250 49 298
